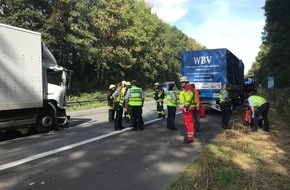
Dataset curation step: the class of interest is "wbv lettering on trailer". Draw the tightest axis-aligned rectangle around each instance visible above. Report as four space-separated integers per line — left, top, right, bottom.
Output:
193 56 212 64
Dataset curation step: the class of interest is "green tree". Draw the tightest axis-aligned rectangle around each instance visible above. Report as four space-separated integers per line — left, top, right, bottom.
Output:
0 0 205 93
262 0 290 87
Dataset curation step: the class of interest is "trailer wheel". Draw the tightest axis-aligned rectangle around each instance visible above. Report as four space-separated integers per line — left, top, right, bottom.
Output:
36 110 56 133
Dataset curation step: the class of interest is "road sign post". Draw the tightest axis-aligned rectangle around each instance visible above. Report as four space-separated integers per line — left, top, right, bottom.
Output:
268 76 274 89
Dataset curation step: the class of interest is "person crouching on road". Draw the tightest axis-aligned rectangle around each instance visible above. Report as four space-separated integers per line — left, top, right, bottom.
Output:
219 84 231 129
247 91 270 132
166 83 178 130
107 84 116 122
153 82 165 118
125 80 145 131
112 83 124 131
179 76 196 144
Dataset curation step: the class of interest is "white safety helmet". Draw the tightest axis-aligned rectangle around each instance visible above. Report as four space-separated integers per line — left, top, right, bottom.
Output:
126 81 131 86
109 84 115 89
121 80 126 84
154 82 160 86
180 76 189 82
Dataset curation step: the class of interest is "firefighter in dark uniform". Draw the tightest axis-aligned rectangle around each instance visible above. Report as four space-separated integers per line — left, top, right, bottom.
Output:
107 84 116 122
154 82 165 118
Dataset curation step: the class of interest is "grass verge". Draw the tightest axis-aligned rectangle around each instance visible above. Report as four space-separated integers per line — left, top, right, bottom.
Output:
66 90 155 112
168 104 290 190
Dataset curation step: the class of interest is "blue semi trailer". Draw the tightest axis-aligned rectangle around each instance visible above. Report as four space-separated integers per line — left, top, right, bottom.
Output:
181 48 244 111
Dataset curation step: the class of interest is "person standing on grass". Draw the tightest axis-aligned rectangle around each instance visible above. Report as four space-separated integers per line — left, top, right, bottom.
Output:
166 83 178 130
219 84 231 129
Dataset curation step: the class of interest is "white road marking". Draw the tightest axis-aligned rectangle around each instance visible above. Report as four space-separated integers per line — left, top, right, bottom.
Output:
0 112 182 171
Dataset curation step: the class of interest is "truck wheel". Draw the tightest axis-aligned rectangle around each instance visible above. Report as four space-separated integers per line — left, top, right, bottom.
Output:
233 100 239 107
36 110 56 133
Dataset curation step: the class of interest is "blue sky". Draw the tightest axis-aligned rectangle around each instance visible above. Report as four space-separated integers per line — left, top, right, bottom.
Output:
144 0 266 73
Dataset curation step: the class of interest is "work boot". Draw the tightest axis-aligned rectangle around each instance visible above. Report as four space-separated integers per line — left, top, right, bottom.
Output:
183 139 194 144
183 137 194 144
195 129 201 132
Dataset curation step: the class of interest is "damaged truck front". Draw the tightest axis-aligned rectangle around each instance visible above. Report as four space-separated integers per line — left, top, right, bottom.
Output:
0 23 72 133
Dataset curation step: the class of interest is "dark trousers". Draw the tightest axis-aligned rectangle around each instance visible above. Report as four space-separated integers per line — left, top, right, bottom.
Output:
253 102 270 131
109 109 115 122
131 106 144 130
124 105 131 122
220 102 231 127
167 106 176 129
114 105 123 130
193 108 200 131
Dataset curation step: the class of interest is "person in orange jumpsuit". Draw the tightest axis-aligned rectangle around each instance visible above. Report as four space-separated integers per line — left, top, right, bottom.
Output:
191 83 201 132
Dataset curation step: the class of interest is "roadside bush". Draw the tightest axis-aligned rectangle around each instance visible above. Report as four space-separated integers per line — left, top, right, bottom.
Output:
261 88 290 123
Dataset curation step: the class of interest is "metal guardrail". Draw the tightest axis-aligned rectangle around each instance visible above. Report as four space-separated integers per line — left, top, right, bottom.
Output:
66 99 106 106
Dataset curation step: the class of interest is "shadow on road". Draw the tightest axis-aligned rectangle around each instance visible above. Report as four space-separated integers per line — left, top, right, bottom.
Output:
0 117 92 142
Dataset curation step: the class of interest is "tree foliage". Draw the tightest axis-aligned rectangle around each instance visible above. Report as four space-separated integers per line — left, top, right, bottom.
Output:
249 0 290 87
0 0 204 93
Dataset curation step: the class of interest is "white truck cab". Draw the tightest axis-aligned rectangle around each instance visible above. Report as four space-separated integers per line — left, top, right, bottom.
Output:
0 23 72 133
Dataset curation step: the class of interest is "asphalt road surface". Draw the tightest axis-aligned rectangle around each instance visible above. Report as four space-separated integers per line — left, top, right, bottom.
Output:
0 102 223 190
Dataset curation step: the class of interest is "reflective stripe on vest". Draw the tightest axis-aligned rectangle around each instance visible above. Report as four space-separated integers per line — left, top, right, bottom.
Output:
250 95 267 107
179 89 196 110
167 90 177 107
156 90 164 102
128 87 142 106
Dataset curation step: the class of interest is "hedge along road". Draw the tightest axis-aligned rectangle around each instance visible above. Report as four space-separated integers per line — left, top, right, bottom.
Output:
0 101 223 190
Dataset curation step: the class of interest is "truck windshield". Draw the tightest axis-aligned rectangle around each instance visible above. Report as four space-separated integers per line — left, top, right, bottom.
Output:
47 70 63 86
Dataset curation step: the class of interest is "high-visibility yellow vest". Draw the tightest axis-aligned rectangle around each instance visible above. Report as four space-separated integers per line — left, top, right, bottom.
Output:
219 89 228 103
128 86 143 106
167 90 177 107
116 90 124 107
250 95 267 107
179 89 195 110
